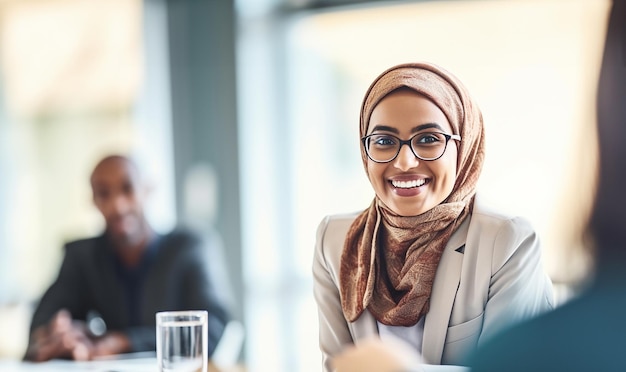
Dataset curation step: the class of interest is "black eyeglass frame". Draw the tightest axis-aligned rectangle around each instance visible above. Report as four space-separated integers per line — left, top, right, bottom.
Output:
361 132 462 163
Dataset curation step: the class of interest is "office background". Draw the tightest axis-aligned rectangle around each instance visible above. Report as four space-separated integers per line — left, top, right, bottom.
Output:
0 0 610 371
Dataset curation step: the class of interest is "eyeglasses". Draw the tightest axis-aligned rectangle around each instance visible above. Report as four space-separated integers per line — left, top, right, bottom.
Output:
361 132 461 163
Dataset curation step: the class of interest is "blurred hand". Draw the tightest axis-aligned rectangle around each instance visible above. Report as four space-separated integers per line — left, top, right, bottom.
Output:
91 331 131 357
24 309 131 362
25 309 94 362
332 336 423 372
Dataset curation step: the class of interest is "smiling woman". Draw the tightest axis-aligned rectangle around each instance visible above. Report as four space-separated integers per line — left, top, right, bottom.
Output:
312 62 555 370
236 1 609 369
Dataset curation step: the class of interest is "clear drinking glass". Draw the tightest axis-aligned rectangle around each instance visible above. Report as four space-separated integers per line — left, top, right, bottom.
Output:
156 310 208 372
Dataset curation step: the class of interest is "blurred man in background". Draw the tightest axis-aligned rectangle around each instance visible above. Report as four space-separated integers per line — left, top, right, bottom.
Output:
24 154 231 361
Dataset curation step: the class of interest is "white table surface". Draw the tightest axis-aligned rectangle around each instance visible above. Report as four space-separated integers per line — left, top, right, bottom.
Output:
0 352 157 372
0 355 470 372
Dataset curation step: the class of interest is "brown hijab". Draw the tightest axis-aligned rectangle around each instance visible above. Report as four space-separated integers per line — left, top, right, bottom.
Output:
339 62 486 326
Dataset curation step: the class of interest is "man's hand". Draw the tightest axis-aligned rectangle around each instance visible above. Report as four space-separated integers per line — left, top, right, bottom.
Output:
91 331 132 357
24 309 94 362
24 309 131 362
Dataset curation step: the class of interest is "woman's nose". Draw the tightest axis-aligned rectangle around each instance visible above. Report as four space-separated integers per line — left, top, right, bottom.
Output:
393 143 420 171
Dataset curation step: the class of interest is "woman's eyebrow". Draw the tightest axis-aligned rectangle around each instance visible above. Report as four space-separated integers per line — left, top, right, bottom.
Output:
368 125 399 134
411 123 443 133
368 123 444 134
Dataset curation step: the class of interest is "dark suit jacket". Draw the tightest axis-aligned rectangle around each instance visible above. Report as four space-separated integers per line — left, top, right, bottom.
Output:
28 228 231 355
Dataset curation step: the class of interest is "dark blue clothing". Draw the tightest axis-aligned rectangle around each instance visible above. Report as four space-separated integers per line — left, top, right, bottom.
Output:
28 229 231 355
112 235 160 327
467 275 626 372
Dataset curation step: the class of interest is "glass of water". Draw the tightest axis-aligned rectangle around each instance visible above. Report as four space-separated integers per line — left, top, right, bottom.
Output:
156 310 208 372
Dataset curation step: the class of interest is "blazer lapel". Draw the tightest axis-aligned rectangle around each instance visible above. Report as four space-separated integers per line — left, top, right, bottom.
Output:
421 218 470 364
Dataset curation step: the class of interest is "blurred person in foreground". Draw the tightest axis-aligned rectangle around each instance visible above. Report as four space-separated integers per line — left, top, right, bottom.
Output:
468 1 626 371
23 154 231 362
313 61 554 371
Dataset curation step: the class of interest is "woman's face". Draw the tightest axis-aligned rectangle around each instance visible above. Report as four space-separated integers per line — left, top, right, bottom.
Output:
366 89 458 216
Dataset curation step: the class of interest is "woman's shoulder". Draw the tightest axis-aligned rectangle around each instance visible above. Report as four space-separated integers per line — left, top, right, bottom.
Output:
470 195 535 233
316 211 362 235
467 195 540 265
314 211 362 264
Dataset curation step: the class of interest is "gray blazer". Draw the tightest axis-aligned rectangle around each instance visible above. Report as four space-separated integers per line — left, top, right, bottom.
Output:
313 197 554 370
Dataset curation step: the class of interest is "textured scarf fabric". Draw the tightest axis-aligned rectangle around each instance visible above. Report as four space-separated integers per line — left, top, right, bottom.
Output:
340 62 485 326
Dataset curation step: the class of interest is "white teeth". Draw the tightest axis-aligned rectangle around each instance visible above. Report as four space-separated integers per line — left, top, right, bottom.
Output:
392 179 426 188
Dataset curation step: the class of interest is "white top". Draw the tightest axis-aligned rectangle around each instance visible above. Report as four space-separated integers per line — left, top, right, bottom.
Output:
378 317 426 353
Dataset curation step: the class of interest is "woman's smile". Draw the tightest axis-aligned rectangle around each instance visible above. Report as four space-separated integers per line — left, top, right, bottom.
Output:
389 176 430 197
390 178 427 189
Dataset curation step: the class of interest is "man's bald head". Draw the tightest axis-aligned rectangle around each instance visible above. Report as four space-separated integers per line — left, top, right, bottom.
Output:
90 155 150 247
90 155 140 186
